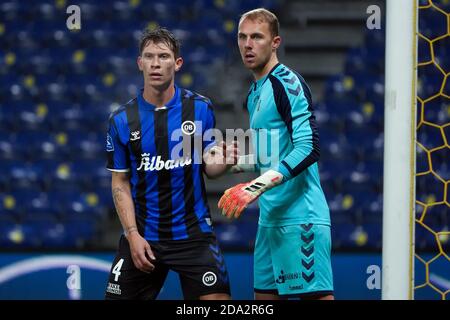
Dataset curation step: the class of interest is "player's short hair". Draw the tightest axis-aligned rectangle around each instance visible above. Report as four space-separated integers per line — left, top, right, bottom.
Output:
139 27 181 58
239 8 280 38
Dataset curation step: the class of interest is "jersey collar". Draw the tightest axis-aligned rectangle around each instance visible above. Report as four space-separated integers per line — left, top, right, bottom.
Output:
138 85 180 110
253 62 282 90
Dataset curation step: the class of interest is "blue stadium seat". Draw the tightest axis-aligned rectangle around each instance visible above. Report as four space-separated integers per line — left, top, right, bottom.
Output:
7 161 42 191
324 75 356 99
320 129 352 162
335 223 380 249
95 186 114 211
215 220 257 250
313 101 332 126
38 221 70 248
361 223 382 249
0 102 22 130
319 159 354 195
0 192 23 220
64 216 97 247
418 69 445 99
54 189 109 219
21 191 59 219
60 130 104 160
330 222 355 249
419 6 448 40
415 221 440 251
0 222 38 248
15 130 47 159
15 102 53 130
417 123 446 150
345 47 367 76
418 36 432 64
34 160 80 190
344 127 383 162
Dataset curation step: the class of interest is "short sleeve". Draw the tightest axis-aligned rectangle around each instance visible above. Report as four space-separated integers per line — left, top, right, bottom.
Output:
202 104 216 153
106 116 130 172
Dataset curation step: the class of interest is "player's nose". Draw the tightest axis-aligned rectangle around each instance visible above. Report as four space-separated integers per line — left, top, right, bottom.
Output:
151 57 161 68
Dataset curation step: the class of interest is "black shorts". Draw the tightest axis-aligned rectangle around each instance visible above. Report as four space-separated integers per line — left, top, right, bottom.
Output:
105 234 230 300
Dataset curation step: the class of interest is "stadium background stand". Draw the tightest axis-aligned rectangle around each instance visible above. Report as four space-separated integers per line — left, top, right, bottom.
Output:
1 0 447 252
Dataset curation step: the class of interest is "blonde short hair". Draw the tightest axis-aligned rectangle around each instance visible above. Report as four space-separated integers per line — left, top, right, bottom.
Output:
239 8 279 37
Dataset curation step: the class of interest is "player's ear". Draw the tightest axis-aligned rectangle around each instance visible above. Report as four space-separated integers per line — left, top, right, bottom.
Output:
174 57 183 72
272 36 281 50
137 56 143 71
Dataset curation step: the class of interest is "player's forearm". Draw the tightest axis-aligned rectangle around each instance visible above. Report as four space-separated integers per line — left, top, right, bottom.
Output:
111 172 139 237
278 135 319 180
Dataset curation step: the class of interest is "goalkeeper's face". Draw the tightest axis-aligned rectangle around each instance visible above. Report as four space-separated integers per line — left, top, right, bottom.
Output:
137 41 183 90
238 18 277 72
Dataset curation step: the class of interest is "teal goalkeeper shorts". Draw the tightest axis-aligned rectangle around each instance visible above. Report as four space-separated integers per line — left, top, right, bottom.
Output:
254 224 334 297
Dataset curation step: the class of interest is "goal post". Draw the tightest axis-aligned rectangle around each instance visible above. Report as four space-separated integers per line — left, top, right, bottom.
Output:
382 0 417 300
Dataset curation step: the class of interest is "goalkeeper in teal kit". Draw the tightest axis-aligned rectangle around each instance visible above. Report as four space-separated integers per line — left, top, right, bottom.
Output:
218 8 334 300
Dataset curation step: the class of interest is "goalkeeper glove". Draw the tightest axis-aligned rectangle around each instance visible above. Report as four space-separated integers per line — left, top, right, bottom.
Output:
218 169 283 219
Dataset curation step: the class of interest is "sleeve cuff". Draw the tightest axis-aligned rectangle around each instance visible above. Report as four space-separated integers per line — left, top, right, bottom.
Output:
277 162 292 181
106 168 130 172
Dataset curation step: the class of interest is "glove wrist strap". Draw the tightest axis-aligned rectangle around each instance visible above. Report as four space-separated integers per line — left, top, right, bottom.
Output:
245 169 283 195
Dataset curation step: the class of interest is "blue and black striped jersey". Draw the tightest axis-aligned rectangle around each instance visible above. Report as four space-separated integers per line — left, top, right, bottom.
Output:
106 85 216 241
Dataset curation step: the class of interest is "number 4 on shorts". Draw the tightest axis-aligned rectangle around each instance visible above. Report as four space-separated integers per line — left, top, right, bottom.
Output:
112 259 124 281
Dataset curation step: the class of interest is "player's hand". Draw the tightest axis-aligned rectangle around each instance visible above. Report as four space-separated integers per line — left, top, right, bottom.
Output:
209 140 239 166
218 181 261 219
224 140 239 166
127 232 156 273
207 141 239 167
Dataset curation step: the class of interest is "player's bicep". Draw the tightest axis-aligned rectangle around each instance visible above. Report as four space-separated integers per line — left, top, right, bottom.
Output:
111 171 130 186
290 102 314 156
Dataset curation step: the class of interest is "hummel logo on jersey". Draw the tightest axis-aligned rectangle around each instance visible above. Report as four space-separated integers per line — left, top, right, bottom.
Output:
137 153 192 171
130 131 141 141
106 133 114 152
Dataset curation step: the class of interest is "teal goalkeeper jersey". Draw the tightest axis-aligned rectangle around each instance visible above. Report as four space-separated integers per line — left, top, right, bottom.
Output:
245 63 330 227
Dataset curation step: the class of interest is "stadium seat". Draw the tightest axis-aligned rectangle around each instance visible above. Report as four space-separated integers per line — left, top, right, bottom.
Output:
0 192 23 220
0 222 38 248
215 220 257 250
54 189 109 220
64 216 97 247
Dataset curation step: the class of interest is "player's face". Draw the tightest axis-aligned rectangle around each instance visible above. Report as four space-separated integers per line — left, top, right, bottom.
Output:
137 41 183 90
237 18 279 72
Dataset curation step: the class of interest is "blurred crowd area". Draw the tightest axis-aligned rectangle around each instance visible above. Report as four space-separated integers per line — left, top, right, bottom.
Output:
0 0 448 252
